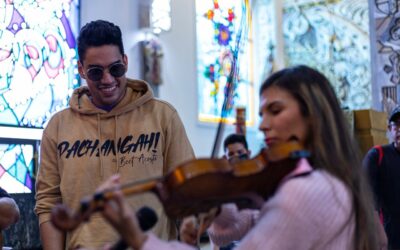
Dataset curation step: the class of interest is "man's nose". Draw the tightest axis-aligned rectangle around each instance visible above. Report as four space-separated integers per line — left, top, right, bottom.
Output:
232 152 241 157
101 69 114 82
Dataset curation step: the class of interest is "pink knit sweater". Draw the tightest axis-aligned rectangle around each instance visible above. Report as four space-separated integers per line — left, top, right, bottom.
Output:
142 159 355 250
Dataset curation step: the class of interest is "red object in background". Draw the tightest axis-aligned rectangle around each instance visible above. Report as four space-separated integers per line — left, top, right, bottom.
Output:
235 106 246 136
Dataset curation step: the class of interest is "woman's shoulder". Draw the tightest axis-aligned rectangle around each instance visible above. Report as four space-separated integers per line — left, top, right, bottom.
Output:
274 170 352 223
281 170 351 205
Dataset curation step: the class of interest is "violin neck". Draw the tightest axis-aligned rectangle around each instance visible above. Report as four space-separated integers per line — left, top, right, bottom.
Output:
103 178 159 200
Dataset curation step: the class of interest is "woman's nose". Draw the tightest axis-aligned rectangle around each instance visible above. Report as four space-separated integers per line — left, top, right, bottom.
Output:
259 115 271 131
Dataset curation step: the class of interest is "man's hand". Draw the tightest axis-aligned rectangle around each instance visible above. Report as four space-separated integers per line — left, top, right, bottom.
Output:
40 221 65 250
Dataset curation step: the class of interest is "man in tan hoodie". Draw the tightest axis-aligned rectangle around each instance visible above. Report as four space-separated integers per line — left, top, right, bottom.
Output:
34 20 194 250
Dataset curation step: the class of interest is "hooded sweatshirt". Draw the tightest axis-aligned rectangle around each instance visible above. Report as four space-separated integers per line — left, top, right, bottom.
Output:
35 79 195 249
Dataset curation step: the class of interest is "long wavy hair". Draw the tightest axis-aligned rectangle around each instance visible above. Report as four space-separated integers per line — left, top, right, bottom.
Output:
260 65 377 250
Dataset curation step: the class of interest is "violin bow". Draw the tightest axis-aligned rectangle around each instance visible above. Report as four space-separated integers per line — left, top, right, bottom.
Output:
211 0 252 158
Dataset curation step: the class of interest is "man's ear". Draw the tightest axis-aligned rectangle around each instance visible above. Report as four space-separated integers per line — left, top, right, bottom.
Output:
78 61 86 79
123 54 128 67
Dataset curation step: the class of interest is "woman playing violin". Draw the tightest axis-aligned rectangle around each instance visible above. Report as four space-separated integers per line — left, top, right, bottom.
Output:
99 65 379 250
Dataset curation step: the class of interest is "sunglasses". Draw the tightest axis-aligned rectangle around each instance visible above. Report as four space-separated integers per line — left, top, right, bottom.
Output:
85 62 126 81
390 121 400 129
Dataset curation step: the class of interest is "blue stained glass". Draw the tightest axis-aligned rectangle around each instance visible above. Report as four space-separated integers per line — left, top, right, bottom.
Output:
196 0 254 124
16 160 27 184
282 0 371 109
0 142 35 193
0 0 80 128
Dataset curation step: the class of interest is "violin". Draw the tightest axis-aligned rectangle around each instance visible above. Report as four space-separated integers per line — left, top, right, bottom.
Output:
51 141 309 232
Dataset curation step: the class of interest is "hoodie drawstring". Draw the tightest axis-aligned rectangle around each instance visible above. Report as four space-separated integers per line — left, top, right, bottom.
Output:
97 114 104 178
115 115 120 173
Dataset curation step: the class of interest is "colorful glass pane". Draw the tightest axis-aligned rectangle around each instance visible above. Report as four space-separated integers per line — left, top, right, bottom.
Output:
372 0 400 111
0 142 35 193
196 0 254 124
151 0 171 34
282 0 371 109
253 0 276 81
0 0 80 128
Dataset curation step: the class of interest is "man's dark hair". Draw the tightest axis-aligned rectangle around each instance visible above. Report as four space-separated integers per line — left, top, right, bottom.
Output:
223 134 248 151
77 20 125 63
389 105 400 123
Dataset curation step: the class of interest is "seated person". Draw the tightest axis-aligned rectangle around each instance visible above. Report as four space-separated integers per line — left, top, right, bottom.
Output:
179 133 254 249
0 187 20 230
223 134 251 163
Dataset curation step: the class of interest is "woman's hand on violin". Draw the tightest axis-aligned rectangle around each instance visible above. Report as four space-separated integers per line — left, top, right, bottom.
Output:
99 175 148 249
179 207 220 246
179 216 198 245
95 174 121 193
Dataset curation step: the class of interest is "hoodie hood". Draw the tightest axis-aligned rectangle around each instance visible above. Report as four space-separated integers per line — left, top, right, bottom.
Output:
68 79 155 179
69 78 154 117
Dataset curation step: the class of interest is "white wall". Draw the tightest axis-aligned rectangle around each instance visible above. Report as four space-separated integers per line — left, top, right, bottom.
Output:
81 0 263 157
81 0 142 78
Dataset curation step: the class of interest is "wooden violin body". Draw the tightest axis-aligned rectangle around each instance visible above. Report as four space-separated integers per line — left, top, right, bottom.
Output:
160 141 307 218
51 141 309 231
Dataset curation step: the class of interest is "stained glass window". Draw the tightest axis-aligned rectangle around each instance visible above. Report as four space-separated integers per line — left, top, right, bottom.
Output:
0 0 80 128
196 0 254 124
282 0 371 109
372 0 400 111
0 0 80 192
253 0 276 82
0 140 36 193
151 0 171 34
